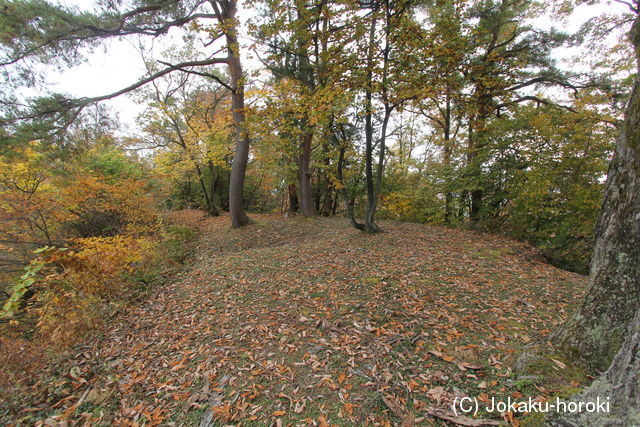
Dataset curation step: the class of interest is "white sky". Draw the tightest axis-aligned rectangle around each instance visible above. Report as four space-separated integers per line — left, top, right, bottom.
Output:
49 0 630 135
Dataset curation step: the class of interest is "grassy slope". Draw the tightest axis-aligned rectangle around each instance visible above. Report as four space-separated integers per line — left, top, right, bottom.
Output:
3 211 588 426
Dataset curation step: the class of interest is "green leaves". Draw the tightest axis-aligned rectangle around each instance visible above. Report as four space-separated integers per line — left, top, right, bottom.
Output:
1 253 46 319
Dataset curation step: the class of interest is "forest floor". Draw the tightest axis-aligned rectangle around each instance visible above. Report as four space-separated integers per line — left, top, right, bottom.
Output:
3 211 591 426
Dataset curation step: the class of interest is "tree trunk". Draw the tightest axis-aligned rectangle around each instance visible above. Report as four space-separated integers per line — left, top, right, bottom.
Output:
207 160 220 216
470 189 483 222
195 163 217 216
443 97 453 224
321 139 333 216
363 87 377 232
336 142 364 230
322 186 333 216
364 107 390 232
288 183 299 214
216 0 250 228
362 11 379 233
551 308 640 426
298 130 315 217
363 2 394 232
467 93 490 225
552 17 640 372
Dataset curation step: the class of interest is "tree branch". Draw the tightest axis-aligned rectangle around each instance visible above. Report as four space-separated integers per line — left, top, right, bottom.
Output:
4 58 229 122
156 60 234 92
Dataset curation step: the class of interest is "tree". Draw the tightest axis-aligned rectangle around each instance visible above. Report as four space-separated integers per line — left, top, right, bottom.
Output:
250 0 353 217
209 0 252 226
551 5 640 375
413 0 467 224
458 0 574 224
0 0 252 227
353 0 420 232
135 45 232 216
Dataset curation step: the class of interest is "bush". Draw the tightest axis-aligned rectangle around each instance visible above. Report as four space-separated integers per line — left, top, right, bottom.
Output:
1 220 195 351
161 225 196 264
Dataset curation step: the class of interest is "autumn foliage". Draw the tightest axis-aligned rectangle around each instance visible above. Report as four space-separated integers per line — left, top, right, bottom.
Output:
0 142 195 392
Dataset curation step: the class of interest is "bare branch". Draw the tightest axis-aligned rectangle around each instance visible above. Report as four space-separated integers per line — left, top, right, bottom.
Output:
156 60 234 92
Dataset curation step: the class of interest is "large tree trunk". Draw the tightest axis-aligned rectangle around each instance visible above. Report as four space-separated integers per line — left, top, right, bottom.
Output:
219 0 250 228
551 308 640 426
298 131 315 217
552 17 640 372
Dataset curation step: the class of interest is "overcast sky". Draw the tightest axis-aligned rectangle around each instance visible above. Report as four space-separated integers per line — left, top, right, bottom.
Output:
50 0 629 135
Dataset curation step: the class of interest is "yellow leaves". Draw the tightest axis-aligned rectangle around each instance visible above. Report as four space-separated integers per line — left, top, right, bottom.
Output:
32 232 158 348
148 90 234 180
380 192 413 219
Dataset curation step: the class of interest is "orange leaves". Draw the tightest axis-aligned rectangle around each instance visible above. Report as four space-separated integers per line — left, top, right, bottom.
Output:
317 414 330 427
212 403 232 419
429 349 456 363
142 407 166 426
170 356 189 372
60 174 159 235
24 218 167 349
343 402 354 416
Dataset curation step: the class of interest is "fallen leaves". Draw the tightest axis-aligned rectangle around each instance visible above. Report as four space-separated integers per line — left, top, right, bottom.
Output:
425 406 502 426
551 358 567 369
429 349 484 371
3 213 589 426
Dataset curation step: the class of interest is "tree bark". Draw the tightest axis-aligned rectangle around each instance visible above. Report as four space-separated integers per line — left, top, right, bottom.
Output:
551 308 640 426
207 160 220 216
362 10 379 233
322 185 333 216
552 16 640 372
195 162 217 216
467 102 489 225
321 138 333 216
364 107 391 232
298 130 315 217
443 96 454 224
216 0 250 227
363 86 377 232
336 141 364 230
288 183 299 214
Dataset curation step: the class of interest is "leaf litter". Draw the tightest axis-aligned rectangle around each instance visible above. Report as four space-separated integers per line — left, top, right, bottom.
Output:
2 211 588 426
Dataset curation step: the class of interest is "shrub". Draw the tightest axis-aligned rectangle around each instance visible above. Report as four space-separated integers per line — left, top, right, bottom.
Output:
1 221 195 351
